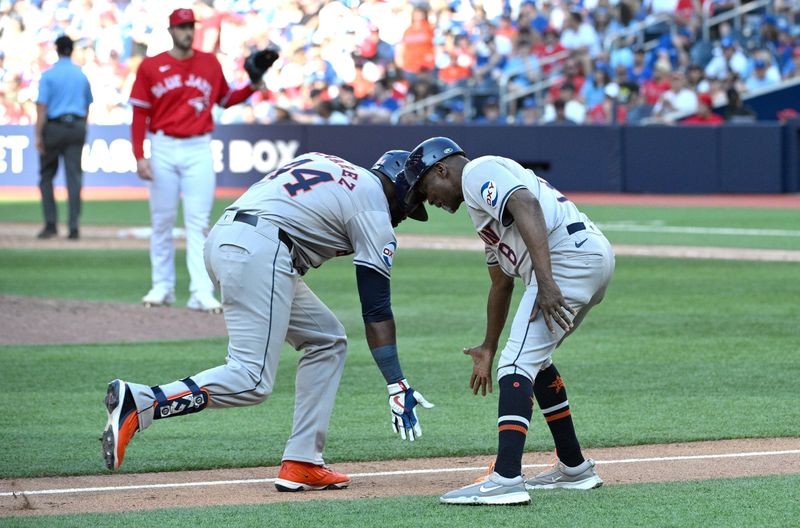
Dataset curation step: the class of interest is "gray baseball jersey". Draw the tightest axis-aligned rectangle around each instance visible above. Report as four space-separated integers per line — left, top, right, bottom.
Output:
463 155 587 287
229 152 397 277
461 156 615 382
125 152 398 466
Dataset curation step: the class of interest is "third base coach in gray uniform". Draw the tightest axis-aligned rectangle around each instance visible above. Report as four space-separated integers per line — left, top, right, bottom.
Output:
402 137 614 505
102 150 433 491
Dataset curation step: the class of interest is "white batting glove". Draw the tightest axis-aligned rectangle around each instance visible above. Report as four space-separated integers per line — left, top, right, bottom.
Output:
387 379 434 442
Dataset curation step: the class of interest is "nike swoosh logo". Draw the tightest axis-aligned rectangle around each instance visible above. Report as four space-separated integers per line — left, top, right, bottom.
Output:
575 238 588 248
159 65 171 72
479 484 503 493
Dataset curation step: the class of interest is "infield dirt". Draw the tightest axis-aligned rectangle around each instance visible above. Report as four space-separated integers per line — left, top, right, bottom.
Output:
1 438 799 517
2 214 799 517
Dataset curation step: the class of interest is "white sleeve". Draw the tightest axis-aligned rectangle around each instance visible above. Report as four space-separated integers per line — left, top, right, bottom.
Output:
347 211 396 279
463 160 526 226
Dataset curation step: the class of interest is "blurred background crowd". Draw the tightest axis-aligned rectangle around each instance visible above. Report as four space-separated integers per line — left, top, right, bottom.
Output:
1 0 798 127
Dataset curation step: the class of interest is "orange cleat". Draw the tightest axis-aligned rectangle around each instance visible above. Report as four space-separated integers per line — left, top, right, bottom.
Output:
274 460 351 492
101 379 139 470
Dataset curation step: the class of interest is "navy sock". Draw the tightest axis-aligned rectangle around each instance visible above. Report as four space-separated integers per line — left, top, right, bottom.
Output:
533 363 584 467
494 374 534 478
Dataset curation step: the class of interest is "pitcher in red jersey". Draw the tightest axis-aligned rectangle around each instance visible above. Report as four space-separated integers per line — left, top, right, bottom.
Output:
130 8 262 312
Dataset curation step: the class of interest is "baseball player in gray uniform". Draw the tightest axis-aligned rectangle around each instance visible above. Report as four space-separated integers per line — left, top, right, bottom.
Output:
403 138 614 505
102 150 433 491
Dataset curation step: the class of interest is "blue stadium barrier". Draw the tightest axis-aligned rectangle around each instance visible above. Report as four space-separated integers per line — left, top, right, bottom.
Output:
0 123 795 193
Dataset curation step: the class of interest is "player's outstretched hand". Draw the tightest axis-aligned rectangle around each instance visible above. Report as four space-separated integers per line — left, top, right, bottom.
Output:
387 379 434 442
463 344 495 396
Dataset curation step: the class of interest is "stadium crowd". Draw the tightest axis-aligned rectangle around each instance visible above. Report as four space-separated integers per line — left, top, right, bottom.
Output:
1 0 798 127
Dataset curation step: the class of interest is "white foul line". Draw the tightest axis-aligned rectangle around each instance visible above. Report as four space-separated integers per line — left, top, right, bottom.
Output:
598 223 800 238
2 449 799 498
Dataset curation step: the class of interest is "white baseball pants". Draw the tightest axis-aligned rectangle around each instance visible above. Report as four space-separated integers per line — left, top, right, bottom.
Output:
147 131 215 296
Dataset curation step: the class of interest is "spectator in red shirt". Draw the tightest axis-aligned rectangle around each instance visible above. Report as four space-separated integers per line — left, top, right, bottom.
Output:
396 6 435 80
533 27 567 75
683 92 724 125
437 33 475 86
641 60 672 106
548 57 585 100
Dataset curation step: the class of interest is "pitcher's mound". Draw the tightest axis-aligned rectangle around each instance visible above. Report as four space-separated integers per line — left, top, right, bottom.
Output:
0 295 228 345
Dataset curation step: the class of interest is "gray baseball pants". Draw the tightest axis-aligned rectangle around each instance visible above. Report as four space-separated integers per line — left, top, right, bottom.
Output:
496 223 615 383
128 213 348 464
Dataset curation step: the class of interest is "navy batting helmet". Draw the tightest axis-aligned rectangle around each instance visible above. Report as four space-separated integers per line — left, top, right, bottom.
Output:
371 150 428 222
403 137 464 207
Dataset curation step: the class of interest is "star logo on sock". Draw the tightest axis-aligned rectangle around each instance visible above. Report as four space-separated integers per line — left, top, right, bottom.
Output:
548 376 566 394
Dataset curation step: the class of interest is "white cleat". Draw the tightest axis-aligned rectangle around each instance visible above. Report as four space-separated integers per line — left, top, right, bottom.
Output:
440 471 531 505
525 458 603 490
142 288 175 308
187 292 223 314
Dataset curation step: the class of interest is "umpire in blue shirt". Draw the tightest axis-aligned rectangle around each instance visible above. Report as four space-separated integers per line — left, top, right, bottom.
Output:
35 35 93 240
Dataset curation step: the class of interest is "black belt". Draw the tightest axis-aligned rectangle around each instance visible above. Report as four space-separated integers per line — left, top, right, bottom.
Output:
233 212 293 251
48 114 85 124
566 222 586 235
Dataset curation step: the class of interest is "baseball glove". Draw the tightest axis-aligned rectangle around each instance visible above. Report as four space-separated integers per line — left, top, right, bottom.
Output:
244 46 280 84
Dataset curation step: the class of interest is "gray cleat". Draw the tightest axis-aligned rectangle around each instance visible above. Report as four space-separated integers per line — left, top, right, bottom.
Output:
525 458 603 490
440 471 531 505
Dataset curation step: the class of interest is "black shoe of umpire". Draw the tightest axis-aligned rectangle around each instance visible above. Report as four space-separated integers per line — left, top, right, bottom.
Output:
37 225 57 239
68 229 80 240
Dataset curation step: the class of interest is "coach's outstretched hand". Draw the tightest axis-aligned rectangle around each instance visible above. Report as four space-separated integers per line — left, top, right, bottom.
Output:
387 379 434 442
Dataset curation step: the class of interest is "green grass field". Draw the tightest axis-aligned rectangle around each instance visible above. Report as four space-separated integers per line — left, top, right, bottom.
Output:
1 199 798 526
1 198 798 249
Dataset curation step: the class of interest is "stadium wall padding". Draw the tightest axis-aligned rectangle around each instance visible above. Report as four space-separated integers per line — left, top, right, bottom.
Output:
0 123 796 193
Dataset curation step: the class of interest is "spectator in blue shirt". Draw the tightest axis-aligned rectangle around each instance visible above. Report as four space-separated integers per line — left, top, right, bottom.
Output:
35 35 93 240
581 66 611 110
745 58 780 91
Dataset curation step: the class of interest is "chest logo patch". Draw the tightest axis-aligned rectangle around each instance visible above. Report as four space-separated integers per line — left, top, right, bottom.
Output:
480 180 498 208
382 241 397 268
188 96 209 114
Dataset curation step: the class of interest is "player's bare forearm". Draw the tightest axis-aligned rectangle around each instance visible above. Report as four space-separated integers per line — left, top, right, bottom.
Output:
463 266 512 396
482 265 514 350
506 190 553 287
364 319 396 350
506 190 574 331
